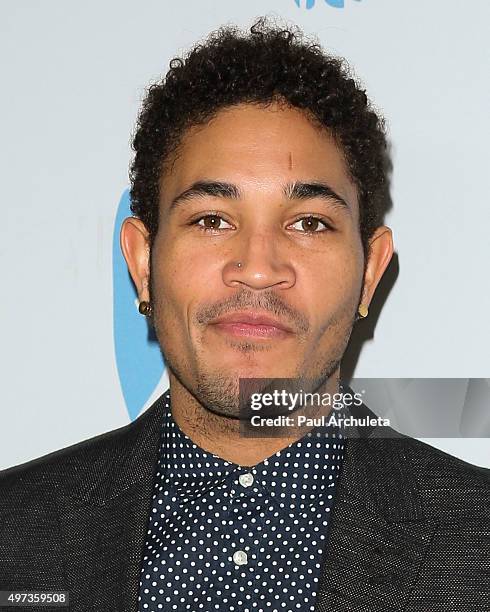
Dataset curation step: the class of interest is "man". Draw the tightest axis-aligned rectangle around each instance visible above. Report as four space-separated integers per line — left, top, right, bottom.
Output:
1 18 489 612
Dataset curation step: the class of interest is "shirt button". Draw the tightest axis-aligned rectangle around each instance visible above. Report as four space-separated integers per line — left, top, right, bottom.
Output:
238 472 254 487
233 550 248 566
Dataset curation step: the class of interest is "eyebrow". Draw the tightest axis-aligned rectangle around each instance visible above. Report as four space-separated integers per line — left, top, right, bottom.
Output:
169 180 351 212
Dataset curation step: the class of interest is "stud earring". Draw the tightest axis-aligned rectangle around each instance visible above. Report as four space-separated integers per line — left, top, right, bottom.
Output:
358 304 369 319
138 300 152 317
236 261 242 268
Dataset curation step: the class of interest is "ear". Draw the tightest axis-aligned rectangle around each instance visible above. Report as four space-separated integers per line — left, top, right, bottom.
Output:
120 217 151 302
360 226 394 307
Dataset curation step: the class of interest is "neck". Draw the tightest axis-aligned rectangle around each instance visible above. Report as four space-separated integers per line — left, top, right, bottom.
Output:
168 371 341 467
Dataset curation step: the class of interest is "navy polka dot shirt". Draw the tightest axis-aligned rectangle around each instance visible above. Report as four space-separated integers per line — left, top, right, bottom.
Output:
138 390 345 611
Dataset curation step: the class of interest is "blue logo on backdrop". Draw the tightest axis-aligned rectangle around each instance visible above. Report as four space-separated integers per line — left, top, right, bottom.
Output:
294 0 361 8
113 189 166 420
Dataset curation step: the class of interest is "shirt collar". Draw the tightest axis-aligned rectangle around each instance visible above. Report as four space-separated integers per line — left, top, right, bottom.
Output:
158 389 345 513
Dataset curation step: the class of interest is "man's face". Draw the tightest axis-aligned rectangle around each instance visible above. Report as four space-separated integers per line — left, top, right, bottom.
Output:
150 103 365 417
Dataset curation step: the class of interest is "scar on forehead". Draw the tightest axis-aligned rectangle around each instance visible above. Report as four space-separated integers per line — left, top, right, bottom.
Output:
288 151 293 170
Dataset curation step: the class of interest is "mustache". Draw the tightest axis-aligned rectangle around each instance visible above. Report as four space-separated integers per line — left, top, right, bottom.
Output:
194 289 310 334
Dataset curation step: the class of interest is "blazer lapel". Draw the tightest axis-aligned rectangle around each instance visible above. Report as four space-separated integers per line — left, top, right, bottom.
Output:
314 397 439 612
57 393 166 612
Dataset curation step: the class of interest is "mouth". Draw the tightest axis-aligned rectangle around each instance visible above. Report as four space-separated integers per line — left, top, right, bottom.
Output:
208 310 294 339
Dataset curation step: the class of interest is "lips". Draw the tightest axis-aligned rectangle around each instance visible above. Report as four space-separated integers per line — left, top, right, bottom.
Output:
209 310 293 336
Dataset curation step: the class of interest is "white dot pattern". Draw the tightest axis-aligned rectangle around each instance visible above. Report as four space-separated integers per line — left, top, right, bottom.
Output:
138 390 345 611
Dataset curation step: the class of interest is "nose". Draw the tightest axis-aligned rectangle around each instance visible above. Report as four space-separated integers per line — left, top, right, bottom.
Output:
222 229 296 291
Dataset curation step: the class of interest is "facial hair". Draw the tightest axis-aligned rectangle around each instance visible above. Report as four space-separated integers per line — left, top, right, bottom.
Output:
148 254 360 421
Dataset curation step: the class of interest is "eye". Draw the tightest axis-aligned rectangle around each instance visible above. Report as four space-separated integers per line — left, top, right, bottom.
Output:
289 215 332 233
193 214 234 231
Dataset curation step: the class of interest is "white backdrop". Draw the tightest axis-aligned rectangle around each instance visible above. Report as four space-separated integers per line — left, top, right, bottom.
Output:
1 0 489 469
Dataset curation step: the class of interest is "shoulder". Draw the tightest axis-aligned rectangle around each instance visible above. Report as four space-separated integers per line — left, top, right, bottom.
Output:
403 433 489 482
344 387 489 520
0 394 166 505
0 393 167 581
398 434 489 519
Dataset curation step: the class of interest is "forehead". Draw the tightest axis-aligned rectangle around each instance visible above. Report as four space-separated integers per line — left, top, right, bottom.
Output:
161 102 358 211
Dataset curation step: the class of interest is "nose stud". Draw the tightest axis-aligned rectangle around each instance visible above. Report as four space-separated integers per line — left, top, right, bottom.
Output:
236 261 242 268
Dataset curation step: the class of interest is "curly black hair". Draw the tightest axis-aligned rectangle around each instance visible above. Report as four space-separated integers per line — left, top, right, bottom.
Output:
130 17 391 261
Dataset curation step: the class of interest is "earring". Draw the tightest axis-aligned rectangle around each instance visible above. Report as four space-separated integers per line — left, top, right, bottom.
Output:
236 262 242 268
358 304 369 319
138 300 152 317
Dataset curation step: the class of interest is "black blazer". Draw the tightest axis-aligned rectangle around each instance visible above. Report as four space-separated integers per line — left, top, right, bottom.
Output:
1 391 489 612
